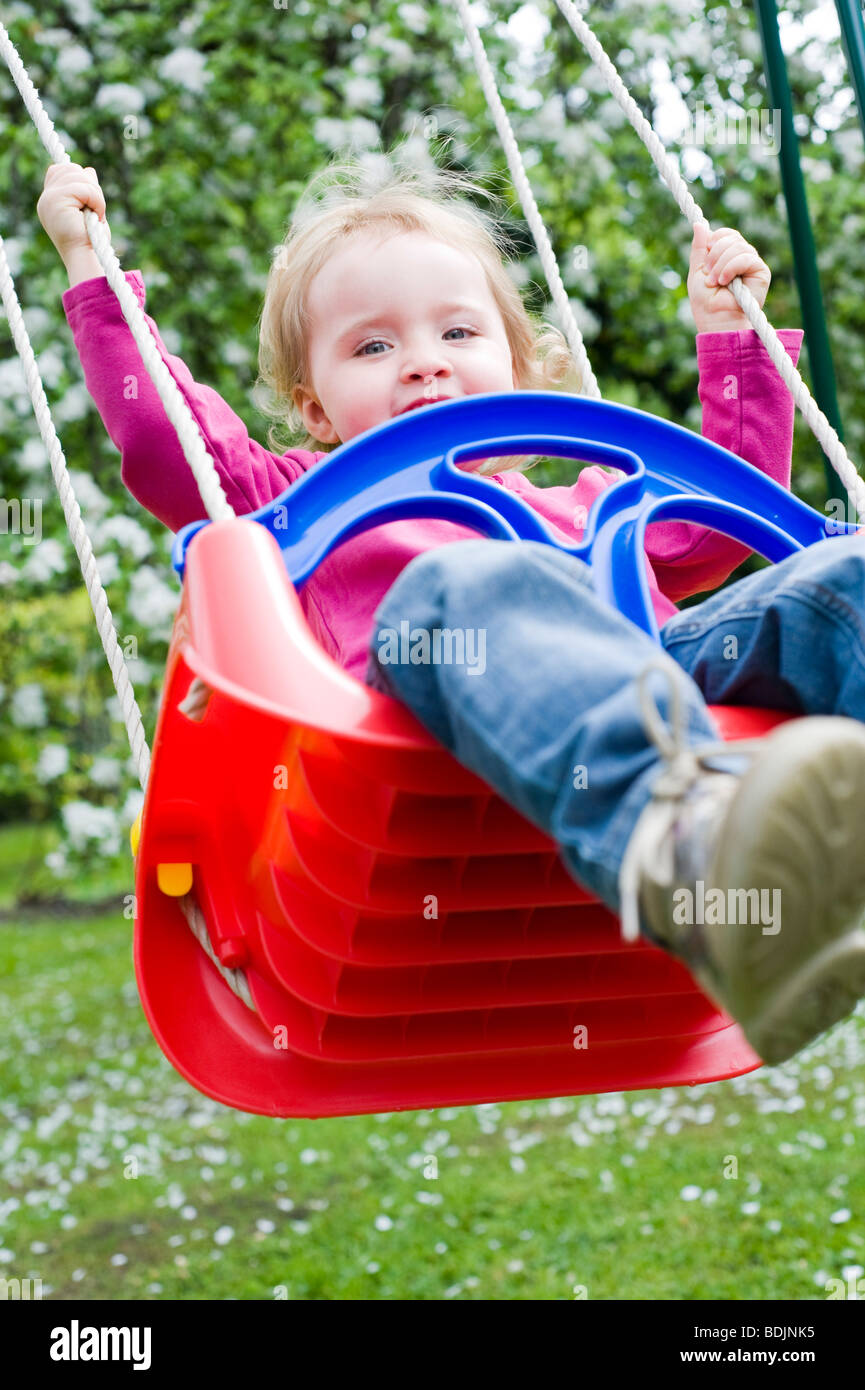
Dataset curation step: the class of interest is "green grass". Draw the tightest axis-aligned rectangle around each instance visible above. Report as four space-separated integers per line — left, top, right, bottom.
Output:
1 897 863 1302
0 829 863 1301
0 819 131 913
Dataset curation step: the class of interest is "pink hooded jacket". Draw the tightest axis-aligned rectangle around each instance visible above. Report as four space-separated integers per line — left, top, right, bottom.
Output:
62 270 803 682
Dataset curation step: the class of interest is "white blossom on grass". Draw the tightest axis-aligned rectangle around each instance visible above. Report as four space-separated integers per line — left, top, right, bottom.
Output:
66 0 98 23
314 118 348 149
44 848 69 877
1 237 26 279
399 3 428 34
121 789 145 828
158 48 211 95
95 83 146 115
68 471 111 521
61 801 122 857
228 123 256 153
380 36 413 71
20 541 67 585
314 116 379 151
11 683 47 729
93 554 120 587
18 307 54 347
127 566 180 633
35 744 70 781
344 76 382 110
89 757 122 789
160 326 183 355
56 44 93 79
53 383 94 427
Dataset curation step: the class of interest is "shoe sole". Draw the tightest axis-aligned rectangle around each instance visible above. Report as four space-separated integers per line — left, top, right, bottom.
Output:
702 716 865 1066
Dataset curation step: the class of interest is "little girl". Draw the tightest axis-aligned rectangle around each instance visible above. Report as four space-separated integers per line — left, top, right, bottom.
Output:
39 155 865 1069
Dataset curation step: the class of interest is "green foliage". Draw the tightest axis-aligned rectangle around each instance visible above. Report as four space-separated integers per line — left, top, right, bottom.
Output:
1 0 864 893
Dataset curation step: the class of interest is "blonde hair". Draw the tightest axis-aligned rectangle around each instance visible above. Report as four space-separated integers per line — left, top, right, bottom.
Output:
254 145 584 475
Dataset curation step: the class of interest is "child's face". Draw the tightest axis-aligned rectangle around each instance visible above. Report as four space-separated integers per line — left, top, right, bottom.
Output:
296 229 518 446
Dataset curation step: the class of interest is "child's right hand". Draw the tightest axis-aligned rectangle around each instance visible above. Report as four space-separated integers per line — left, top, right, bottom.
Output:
37 163 109 263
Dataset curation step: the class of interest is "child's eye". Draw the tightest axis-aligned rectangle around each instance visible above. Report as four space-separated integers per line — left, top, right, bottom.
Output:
354 327 476 357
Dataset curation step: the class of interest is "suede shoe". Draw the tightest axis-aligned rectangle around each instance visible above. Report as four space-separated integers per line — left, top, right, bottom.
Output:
619 669 865 1066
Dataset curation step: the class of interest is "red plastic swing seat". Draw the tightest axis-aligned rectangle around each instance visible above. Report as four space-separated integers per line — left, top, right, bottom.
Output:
132 517 793 1117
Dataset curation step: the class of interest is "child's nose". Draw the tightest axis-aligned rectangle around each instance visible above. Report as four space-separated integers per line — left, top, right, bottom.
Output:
402 355 453 382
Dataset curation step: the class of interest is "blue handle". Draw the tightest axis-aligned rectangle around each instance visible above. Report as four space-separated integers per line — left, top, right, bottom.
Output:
172 391 851 638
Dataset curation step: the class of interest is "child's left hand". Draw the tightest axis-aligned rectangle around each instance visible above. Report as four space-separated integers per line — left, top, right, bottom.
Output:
687 223 771 334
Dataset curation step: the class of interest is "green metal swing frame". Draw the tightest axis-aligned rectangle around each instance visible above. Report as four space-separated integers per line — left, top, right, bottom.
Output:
754 0 865 510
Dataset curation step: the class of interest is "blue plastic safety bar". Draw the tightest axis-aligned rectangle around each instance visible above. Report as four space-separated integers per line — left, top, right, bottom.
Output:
171 391 858 639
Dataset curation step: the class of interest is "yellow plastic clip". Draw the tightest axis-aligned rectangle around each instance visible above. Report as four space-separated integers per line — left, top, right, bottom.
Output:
157 863 194 896
130 810 192 893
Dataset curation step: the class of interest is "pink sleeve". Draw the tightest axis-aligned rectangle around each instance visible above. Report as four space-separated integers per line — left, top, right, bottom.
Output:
61 271 322 533
644 328 804 603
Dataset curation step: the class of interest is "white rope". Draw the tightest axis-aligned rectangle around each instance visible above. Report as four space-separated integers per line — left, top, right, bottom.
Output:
0 22 235 527
0 19 252 1009
553 0 865 522
451 0 602 399
0 233 152 790
178 676 213 721
180 893 256 1010
0 215 246 1001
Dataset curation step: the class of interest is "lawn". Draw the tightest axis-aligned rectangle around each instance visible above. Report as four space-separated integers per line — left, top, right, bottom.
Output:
0 829 862 1300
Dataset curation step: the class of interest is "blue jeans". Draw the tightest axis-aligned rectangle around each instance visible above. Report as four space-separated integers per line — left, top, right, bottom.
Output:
364 536 865 913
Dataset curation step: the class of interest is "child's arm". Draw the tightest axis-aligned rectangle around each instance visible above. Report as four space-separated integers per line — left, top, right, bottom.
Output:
644 224 803 601
62 270 317 533
644 325 803 602
39 164 319 534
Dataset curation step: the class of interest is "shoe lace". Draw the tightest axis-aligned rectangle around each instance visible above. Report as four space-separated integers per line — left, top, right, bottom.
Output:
617 661 766 944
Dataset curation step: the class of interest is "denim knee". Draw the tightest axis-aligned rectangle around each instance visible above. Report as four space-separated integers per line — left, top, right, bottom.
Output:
371 539 595 633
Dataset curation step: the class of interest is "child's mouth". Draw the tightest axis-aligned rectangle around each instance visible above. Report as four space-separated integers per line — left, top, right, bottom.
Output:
397 395 453 415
